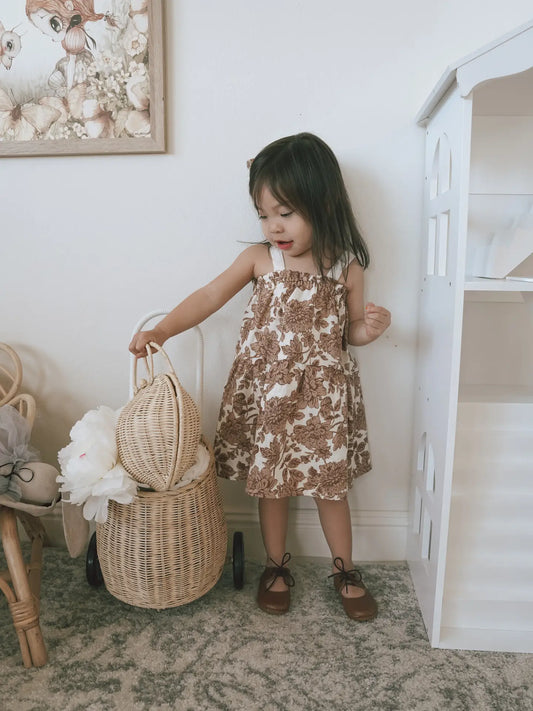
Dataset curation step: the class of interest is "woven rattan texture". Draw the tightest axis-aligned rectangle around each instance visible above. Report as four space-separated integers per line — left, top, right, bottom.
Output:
96 447 227 609
116 372 201 491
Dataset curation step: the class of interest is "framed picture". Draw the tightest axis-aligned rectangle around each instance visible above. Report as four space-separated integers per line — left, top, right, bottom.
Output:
0 0 165 156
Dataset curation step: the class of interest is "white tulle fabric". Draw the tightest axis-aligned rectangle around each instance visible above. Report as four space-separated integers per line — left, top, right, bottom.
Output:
0 404 40 500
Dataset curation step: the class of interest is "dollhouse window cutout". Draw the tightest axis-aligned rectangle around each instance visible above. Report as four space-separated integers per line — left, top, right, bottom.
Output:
429 134 452 200
437 212 449 276
417 432 436 493
415 433 434 558
412 433 428 534
425 441 436 492
427 212 450 276
413 488 423 534
427 218 437 275
421 508 432 560
417 432 427 472
427 134 451 277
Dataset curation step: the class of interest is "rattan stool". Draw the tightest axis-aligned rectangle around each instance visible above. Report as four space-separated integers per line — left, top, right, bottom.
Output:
0 506 48 667
0 345 59 668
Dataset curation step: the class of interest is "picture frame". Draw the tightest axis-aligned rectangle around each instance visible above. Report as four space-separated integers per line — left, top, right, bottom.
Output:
0 1 165 157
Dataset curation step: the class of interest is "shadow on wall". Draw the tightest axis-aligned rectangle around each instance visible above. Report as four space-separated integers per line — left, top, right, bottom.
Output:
8 343 86 468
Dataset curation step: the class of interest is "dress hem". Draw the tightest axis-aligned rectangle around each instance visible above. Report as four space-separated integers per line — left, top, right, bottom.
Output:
216 464 373 500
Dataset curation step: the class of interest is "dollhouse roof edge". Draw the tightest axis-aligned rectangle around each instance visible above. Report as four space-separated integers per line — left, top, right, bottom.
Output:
416 17 533 124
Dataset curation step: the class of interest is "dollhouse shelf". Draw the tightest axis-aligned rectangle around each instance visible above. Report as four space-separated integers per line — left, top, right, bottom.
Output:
464 276 533 291
459 384 533 403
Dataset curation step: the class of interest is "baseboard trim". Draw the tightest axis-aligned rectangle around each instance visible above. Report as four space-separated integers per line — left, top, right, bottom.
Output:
33 506 408 562
225 508 408 561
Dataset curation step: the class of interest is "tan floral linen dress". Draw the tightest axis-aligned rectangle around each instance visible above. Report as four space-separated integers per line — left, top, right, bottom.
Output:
214 246 371 500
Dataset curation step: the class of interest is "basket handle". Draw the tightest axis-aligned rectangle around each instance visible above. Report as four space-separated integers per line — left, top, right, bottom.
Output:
129 313 204 418
132 341 179 394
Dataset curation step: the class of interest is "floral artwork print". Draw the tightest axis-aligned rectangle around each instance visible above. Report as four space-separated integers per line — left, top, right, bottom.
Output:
0 1 154 145
214 252 372 501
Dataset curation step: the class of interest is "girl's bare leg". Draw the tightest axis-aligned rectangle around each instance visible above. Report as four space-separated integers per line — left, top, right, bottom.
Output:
258 497 290 591
315 497 364 598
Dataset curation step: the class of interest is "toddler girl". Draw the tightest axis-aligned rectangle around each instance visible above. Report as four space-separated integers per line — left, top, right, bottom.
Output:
129 133 391 620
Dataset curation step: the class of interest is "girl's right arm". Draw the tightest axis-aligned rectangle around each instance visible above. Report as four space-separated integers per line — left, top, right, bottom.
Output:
129 245 261 357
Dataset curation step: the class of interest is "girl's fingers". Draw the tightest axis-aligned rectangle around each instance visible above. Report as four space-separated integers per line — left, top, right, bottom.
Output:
365 306 391 336
366 303 390 316
129 333 150 356
365 304 391 324
366 313 390 324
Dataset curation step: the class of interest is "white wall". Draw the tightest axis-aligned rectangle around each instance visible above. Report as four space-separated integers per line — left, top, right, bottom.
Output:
3 0 533 559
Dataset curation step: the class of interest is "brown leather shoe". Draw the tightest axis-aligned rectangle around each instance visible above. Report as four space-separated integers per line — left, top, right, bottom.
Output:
257 553 295 615
329 557 377 621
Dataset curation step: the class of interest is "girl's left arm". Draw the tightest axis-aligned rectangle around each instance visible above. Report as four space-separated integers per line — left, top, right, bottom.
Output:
345 260 391 347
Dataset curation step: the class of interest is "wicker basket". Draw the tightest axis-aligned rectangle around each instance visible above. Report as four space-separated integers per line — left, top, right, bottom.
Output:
96 440 227 609
116 342 201 491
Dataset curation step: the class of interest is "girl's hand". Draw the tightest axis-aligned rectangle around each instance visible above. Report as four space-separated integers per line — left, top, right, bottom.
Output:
364 302 391 341
128 328 167 358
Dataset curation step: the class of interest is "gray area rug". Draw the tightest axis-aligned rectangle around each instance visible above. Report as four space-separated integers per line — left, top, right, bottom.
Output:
0 545 532 711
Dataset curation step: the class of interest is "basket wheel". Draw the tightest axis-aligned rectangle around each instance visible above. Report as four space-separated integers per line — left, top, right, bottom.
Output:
232 531 245 589
86 531 104 587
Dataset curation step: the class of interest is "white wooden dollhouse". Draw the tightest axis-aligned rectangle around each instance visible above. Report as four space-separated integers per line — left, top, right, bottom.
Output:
407 19 533 653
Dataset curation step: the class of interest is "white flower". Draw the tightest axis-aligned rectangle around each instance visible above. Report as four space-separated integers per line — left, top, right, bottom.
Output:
57 406 137 523
126 73 149 111
124 108 150 136
128 61 146 78
81 100 115 139
91 53 124 75
82 462 137 523
73 122 86 137
125 31 147 57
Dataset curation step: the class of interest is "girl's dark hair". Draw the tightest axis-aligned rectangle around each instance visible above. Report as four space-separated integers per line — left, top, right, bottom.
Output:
249 132 369 275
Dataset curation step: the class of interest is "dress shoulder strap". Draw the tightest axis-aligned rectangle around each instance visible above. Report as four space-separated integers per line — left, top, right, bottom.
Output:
270 246 285 271
327 253 355 282
328 261 344 281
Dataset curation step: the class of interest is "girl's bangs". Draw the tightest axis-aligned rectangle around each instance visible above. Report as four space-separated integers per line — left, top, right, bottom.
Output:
251 162 302 214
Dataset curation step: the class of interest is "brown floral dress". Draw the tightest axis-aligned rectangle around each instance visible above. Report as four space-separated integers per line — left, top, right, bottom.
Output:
214 246 371 499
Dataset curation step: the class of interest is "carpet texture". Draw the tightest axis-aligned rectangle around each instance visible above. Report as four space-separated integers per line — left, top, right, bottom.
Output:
0 545 532 711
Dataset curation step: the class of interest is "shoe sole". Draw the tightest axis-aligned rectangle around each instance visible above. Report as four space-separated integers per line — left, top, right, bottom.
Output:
345 610 378 622
257 602 290 615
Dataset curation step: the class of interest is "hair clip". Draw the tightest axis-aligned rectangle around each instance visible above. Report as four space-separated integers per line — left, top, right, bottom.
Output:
246 158 254 169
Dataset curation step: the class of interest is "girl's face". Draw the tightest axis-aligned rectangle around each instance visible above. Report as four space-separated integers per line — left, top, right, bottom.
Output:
30 9 67 40
257 186 313 257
